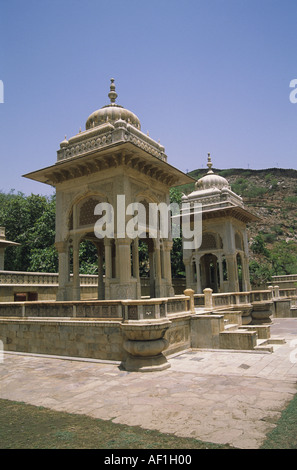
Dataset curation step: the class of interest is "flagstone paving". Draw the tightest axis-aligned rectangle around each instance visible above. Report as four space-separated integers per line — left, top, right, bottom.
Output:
1 318 297 449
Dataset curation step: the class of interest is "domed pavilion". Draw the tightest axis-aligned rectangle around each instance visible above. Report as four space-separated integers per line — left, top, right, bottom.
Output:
182 154 259 294
24 79 193 300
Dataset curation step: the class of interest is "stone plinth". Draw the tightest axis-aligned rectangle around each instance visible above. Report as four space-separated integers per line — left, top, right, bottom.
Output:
121 319 171 372
251 301 274 324
274 298 292 318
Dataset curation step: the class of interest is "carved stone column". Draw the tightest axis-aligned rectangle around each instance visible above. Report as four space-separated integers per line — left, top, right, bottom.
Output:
104 238 113 299
225 254 238 292
154 240 162 297
184 259 192 290
162 240 174 297
72 235 81 301
112 238 134 299
55 241 70 301
0 248 4 270
96 242 105 300
195 253 202 294
217 254 224 292
242 255 251 291
132 238 141 298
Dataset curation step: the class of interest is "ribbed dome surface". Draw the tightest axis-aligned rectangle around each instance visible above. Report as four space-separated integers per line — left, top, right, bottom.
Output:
195 154 229 190
195 172 229 190
85 79 141 130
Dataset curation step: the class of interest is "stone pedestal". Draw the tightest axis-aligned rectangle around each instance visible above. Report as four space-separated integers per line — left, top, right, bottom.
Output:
203 288 213 309
184 288 195 313
120 319 171 372
251 301 274 324
274 298 292 317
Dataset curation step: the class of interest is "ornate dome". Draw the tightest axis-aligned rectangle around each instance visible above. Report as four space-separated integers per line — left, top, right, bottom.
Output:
85 79 141 130
195 154 230 191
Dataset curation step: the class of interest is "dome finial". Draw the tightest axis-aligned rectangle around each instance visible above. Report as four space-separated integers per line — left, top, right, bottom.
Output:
108 78 118 104
207 152 214 173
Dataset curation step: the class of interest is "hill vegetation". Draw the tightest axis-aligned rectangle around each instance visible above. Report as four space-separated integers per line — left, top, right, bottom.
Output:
0 167 297 287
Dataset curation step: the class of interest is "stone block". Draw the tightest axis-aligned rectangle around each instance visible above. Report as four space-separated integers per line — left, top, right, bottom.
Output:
219 330 257 350
274 299 292 318
191 315 224 349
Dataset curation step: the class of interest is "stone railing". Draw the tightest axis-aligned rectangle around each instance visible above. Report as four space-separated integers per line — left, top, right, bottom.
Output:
57 125 114 162
0 294 192 320
194 289 272 310
57 121 167 163
272 274 297 283
249 290 272 302
0 270 99 286
279 288 297 297
0 271 59 285
271 274 297 290
268 284 297 300
0 271 185 290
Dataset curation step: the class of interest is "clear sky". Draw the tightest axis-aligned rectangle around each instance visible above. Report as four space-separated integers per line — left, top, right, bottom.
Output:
0 0 297 196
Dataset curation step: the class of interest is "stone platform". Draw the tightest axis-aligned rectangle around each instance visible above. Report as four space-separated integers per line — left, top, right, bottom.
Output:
0 290 288 371
1 318 296 449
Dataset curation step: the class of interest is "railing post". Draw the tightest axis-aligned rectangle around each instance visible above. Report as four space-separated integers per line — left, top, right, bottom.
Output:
184 288 195 314
203 288 213 309
274 285 280 299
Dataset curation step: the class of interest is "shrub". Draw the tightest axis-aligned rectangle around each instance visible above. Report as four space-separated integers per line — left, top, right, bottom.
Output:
245 186 267 198
285 196 297 205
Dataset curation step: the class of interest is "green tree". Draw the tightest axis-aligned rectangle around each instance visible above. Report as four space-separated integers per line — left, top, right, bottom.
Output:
0 191 57 272
169 187 185 277
249 260 272 288
250 234 270 257
270 241 297 275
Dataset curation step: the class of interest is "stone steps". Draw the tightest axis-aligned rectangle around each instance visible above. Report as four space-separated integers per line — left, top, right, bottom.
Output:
219 317 285 352
254 339 274 353
219 328 258 350
223 322 239 332
254 337 286 352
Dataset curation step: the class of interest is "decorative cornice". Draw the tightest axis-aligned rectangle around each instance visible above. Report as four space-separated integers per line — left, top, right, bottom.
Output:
57 121 166 163
43 150 181 186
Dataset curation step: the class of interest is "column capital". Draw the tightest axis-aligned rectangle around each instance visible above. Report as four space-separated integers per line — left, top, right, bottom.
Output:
162 240 173 251
55 240 68 253
114 237 131 246
104 237 114 247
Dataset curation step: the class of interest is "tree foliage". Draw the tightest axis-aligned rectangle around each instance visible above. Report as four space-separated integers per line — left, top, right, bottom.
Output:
249 234 297 287
0 191 58 272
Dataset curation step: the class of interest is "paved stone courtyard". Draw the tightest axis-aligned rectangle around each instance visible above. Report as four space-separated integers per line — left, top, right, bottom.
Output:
1 318 297 449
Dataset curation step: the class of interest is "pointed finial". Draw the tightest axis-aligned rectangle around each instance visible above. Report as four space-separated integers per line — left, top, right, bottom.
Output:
207 152 213 173
108 78 118 104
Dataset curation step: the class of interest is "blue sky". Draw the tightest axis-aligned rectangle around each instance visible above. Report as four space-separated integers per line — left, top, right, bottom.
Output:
0 0 297 196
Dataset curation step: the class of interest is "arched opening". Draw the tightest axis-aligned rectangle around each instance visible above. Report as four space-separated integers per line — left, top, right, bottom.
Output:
237 253 243 292
200 253 219 292
222 255 228 282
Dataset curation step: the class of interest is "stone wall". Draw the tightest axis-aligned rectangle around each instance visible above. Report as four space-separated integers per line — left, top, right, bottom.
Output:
0 296 193 366
1 318 125 361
